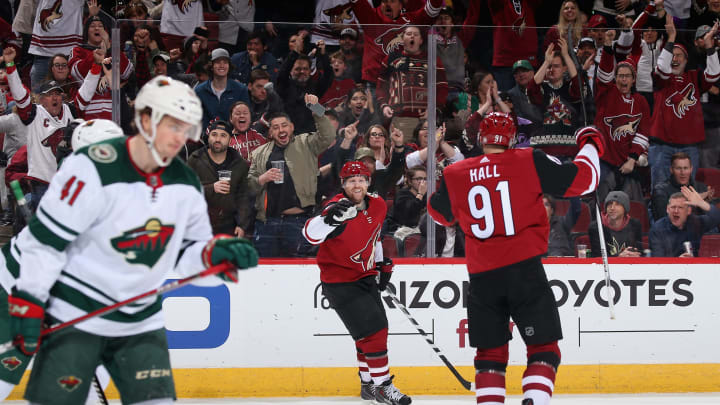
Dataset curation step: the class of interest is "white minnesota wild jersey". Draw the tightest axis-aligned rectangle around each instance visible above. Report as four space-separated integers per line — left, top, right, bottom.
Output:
14 137 218 337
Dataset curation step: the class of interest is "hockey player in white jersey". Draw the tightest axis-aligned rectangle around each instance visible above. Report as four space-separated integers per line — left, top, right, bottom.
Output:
0 118 121 403
7 76 258 404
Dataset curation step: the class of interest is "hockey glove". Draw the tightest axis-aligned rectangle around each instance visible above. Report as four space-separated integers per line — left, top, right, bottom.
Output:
8 289 45 355
322 199 358 226
376 258 393 291
202 235 259 282
574 126 606 157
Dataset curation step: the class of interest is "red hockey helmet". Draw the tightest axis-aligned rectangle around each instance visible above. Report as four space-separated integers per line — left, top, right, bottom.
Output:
479 112 516 148
340 161 371 181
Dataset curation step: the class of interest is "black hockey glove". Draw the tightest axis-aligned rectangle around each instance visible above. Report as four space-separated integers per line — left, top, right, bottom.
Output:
322 198 358 226
376 258 393 291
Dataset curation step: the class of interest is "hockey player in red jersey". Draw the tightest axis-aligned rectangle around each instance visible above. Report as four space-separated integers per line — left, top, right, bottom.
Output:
428 112 603 405
303 161 410 405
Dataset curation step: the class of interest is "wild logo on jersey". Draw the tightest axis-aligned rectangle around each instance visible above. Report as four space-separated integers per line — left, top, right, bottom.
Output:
111 218 174 267
1 356 21 371
57 375 82 392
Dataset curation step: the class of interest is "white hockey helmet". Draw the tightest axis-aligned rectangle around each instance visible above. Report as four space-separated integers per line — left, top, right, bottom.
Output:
71 119 124 151
133 75 203 166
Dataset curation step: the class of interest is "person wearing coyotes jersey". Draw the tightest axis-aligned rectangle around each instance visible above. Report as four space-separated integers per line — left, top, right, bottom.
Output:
68 16 134 120
348 0 443 88
428 113 603 405
594 34 650 203
7 76 258 404
2 46 100 210
649 18 720 190
303 161 411 405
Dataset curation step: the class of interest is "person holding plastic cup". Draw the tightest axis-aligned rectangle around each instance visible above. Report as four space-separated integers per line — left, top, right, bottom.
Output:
248 93 336 257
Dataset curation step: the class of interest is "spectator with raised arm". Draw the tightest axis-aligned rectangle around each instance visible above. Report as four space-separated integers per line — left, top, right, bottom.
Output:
527 38 582 159
246 69 284 137
651 152 712 220
648 16 720 190
230 32 280 84
649 187 720 257
594 29 651 203
337 88 381 142
376 25 449 142
248 94 335 258
277 39 333 134
434 4 480 97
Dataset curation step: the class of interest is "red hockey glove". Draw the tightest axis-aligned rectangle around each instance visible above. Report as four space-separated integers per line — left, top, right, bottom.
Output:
8 289 45 355
575 126 606 157
376 258 393 291
202 235 259 282
322 198 357 226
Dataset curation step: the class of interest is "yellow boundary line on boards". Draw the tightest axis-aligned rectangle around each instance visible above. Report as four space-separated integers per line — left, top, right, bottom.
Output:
8 364 720 399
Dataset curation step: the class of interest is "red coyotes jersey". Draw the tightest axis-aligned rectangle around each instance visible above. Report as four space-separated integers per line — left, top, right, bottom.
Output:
307 193 387 284
651 46 720 145
594 50 650 167
428 147 600 273
69 46 133 120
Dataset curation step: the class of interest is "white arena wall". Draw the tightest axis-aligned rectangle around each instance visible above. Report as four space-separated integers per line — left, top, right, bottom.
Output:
9 258 720 399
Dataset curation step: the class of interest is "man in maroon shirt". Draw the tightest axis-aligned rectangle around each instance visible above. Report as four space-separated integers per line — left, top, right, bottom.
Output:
303 161 410 405
429 113 603 405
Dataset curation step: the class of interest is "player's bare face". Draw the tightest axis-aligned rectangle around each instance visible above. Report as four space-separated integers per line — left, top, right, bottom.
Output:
153 115 195 159
230 104 251 132
671 48 687 75
670 158 692 185
666 198 691 228
343 175 369 204
615 66 634 95
269 117 294 147
40 90 63 116
381 0 402 19
402 27 422 54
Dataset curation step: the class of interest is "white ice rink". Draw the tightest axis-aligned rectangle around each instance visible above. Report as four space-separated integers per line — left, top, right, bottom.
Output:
10 393 712 404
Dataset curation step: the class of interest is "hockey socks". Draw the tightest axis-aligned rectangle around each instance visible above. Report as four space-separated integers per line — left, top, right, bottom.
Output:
357 328 390 385
356 346 371 383
474 344 509 404
522 342 561 405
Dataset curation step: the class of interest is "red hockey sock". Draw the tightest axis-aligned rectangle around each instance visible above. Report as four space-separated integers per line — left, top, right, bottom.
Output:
357 328 389 385
475 371 506 404
356 346 371 382
521 363 556 405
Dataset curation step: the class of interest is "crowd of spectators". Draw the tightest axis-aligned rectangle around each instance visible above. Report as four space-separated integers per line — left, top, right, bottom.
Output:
0 0 718 258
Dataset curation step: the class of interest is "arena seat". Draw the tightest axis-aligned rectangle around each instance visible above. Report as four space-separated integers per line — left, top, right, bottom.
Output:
699 235 720 257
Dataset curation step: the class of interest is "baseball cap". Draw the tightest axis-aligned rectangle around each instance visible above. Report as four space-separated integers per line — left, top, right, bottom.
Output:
512 59 533 73
695 25 711 40
37 80 64 95
587 14 607 29
211 48 230 62
340 28 358 39
578 37 596 48
206 119 232 136
354 147 375 161
605 191 630 214
152 52 170 64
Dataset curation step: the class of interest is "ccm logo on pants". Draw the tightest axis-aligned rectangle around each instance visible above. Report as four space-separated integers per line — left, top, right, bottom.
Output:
135 369 172 380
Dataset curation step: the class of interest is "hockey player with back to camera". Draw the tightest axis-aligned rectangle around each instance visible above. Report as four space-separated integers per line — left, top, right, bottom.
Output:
428 112 603 405
303 161 411 405
6 76 258 404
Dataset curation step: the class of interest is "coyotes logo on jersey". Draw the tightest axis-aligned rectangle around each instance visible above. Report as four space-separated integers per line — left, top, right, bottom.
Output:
603 113 642 142
374 26 405 56
323 3 354 26
349 222 381 272
665 82 697 119
543 94 572 126
171 0 198 14
111 218 174 267
39 0 63 32
41 128 65 155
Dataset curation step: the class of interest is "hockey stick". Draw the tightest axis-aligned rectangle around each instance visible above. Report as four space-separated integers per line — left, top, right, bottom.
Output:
384 288 474 391
0 261 237 355
11 180 110 404
593 202 616 319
